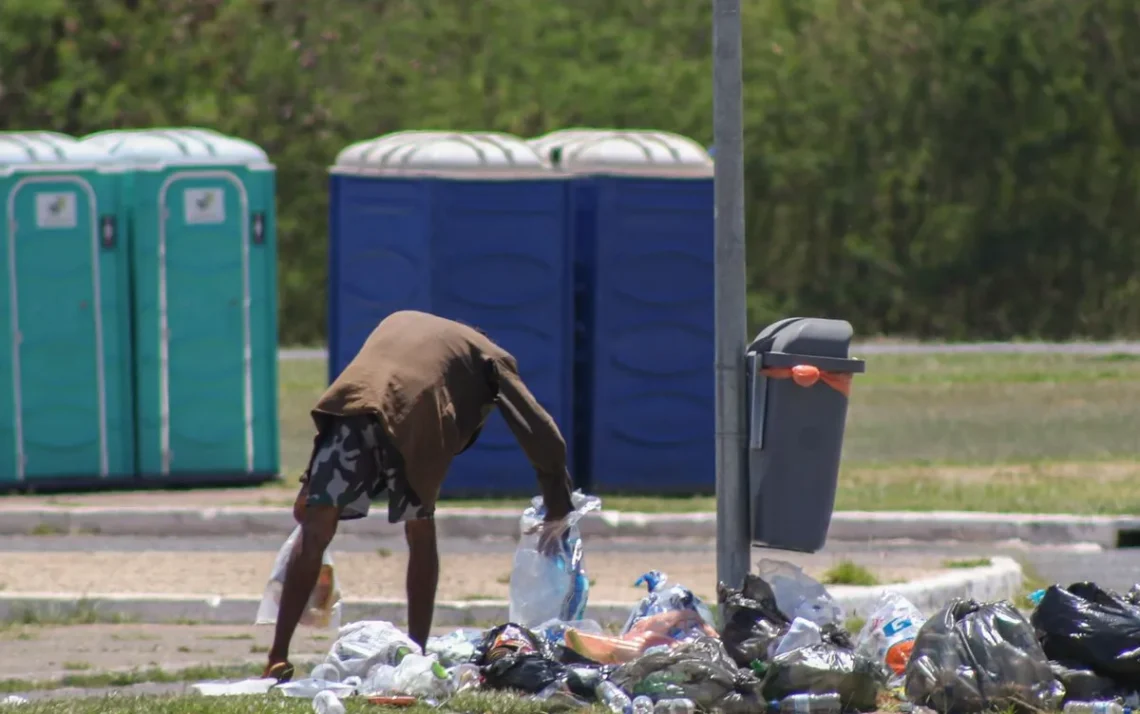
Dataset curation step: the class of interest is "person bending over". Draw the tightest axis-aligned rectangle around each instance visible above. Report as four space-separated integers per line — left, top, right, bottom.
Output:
262 310 573 681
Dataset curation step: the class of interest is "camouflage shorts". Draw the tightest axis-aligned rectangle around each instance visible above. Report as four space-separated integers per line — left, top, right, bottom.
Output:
301 415 433 523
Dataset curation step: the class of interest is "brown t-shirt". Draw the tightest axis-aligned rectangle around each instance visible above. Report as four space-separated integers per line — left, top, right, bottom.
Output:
313 310 573 514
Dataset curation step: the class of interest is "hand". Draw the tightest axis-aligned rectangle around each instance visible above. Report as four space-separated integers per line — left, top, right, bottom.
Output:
524 517 569 557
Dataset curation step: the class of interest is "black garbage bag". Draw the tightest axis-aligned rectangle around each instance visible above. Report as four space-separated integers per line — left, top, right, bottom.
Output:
905 599 1064 714
1031 582 1140 686
475 623 568 694
761 644 884 712
1049 660 1119 702
610 636 765 714
718 574 792 667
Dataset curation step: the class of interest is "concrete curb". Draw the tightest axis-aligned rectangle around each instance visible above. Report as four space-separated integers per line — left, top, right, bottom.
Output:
2 505 1138 546
0 557 1022 626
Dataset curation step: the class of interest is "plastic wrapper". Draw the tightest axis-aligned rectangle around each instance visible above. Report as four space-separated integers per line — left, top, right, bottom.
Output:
717 574 792 667
905 599 1064 714
255 525 342 630
761 643 884 711
474 623 568 694
325 620 421 679
610 636 765 714
755 559 845 628
855 591 926 680
190 677 278 696
621 571 716 635
1049 661 1119 702
509 491 601 627
565 609 719 665
1031 582 1140 686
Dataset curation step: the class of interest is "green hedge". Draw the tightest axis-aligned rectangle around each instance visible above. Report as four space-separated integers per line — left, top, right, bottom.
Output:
3 0 1138 343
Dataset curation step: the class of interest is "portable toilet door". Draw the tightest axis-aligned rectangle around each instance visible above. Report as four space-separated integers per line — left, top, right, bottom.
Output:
0 132 134 487
531 130 715 494
329 132 574 497
82 128 278 482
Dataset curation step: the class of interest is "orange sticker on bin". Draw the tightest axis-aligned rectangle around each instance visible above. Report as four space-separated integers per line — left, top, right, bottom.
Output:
761 364 853 397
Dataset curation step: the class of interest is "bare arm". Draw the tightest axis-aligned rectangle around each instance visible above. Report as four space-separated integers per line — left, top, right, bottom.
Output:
492 356 574 521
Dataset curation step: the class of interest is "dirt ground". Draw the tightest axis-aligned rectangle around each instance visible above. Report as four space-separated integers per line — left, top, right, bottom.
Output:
0 549 942 604
0 623 333 683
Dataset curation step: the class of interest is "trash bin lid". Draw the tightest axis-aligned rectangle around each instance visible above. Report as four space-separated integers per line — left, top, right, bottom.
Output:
331 131 553 178
748 317 866 373
528 129 713 177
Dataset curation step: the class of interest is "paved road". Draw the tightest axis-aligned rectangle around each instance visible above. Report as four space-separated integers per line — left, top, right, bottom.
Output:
279 342 1140 361
3 535 1136 593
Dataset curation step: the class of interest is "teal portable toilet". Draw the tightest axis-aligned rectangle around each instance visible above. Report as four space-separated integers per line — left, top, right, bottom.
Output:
0 132 135 487
81 128 278 483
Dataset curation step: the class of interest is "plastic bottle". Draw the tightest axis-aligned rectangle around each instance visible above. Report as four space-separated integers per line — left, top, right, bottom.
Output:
632 695 655 714
1064 703 1125 714
449 663 481 693
655 700 697 714
312 690 346 714
777 693 843 714
595 680 634 714
309 663 342 682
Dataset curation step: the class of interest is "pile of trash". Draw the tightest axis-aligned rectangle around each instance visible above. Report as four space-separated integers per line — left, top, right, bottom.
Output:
194 491 1140 713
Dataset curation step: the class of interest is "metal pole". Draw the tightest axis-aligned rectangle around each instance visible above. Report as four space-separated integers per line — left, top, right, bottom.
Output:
713 0 751 590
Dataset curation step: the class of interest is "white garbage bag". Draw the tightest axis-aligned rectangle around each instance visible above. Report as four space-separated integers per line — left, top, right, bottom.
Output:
255 525 342 630
325 620 421 679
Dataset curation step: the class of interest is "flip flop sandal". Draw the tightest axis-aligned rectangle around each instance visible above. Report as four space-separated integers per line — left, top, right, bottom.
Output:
264 661 295 683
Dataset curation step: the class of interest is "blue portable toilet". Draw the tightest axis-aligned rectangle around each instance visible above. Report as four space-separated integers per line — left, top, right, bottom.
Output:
328 131 573 497
80 128 279 483
529 130 715 493
0 132 135 487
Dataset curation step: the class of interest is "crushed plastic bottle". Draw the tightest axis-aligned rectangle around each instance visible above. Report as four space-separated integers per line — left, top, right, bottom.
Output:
309 663 342 683
776 693 844 714
312 690 346 714
392 653 454 699
654 699 696 714
1063 703 1125 714
449 663 481 693
596 680 634 714
361 664 397 695
632 695 655 713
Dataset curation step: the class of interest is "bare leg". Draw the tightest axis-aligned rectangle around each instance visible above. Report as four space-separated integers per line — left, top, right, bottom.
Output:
404 518 439 650
266 503 339 670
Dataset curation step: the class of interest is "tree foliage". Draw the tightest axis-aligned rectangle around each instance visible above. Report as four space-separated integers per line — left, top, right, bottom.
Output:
3 0 1139 342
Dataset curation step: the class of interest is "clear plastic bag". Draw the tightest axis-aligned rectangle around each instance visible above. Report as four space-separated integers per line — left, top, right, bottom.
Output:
425 628 484 667
508 491 601 627
392 653 455 699
325 620 421 679
610 636 765 714
255 526 342 630
755 559 844 628
621 571 716 635
855 591 926 680
905 599 1064 714
773 617 824 658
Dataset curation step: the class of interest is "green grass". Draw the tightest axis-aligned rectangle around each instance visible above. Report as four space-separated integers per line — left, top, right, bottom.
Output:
8 693 607 714
265 353 1140 514
0 600 135 631
943 558 993 569
820 560 879 586
0 664 263 695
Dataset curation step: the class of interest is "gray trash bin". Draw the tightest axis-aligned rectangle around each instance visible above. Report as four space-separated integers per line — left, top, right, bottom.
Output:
746 317 866 552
